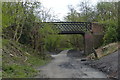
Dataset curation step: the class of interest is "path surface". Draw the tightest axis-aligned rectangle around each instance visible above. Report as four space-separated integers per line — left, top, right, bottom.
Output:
35 50 107 78
85 50 119 78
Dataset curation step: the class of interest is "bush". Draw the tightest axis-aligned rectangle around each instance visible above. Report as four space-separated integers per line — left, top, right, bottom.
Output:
103 21 118 44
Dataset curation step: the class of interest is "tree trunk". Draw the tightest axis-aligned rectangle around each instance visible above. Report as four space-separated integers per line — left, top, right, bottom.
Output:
13 25 19 41
16 25 23 42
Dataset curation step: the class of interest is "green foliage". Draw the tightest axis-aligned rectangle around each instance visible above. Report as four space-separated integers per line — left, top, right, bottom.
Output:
58 35 72 49
45 35 61 51
2 2 14 28
65 2 118 46
69 35 84 50
26 54 49 67
2 39 9 46
2 39 51 78
96 2 118 44
40 24 61 51
2 63 37 78
103 21 118 44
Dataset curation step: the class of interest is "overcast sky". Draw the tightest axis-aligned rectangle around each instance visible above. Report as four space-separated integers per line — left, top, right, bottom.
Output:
38 0 99 21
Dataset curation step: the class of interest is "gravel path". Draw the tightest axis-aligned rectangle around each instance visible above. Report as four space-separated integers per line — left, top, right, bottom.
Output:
35 50 107 78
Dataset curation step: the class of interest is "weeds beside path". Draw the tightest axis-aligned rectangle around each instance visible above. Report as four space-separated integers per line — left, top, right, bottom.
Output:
2 39 51 78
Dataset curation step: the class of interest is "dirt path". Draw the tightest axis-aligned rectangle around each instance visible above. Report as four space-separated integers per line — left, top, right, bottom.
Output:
35 50 107 78
85 50 119 78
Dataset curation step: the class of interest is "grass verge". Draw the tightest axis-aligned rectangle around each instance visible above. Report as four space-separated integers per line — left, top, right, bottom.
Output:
2 39 51 78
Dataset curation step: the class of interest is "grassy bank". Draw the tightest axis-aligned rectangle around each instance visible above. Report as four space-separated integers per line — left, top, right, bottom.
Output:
2 39 51 78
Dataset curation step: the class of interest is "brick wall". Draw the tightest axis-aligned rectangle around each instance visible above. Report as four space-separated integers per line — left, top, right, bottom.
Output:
84 23 104 54
85 33 94 54
92 22 104 35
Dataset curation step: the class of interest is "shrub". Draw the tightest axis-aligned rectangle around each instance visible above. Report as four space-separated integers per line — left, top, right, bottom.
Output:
103 20 118 44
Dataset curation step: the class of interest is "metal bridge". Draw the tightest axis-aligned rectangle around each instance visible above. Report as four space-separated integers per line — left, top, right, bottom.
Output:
40 22 92 34
40 22 103 56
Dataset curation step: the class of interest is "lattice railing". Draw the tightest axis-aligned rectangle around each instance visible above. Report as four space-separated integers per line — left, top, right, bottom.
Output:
40 22 92 33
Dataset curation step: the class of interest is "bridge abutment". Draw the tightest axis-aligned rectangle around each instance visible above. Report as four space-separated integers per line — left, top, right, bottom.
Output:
84 23 104 56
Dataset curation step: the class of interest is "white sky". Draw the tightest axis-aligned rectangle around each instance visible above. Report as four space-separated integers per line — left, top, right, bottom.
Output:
38 0 99 21
2 0 118 21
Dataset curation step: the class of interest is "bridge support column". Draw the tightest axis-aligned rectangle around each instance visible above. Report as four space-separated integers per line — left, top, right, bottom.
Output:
84 33 103 58
84 33 94 55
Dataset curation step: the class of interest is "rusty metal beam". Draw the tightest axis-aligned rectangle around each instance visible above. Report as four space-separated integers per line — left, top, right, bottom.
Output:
58 31 85 34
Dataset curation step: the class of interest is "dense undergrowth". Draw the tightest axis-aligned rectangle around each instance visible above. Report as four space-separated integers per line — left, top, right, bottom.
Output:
2 39 51 78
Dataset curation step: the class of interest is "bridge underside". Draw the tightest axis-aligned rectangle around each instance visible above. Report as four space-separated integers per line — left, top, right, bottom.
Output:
58 31 85 35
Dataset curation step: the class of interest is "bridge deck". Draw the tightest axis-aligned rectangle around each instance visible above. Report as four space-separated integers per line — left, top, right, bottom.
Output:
40 22 92 33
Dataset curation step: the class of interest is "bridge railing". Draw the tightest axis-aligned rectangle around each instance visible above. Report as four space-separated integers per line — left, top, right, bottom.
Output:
39 22 92 34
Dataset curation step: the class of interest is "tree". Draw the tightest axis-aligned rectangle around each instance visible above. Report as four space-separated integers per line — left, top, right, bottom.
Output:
96 2 118 44
64 5 82 22
2 2 33 42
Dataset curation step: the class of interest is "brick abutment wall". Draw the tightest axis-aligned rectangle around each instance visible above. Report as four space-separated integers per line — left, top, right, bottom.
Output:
84 23 104 55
